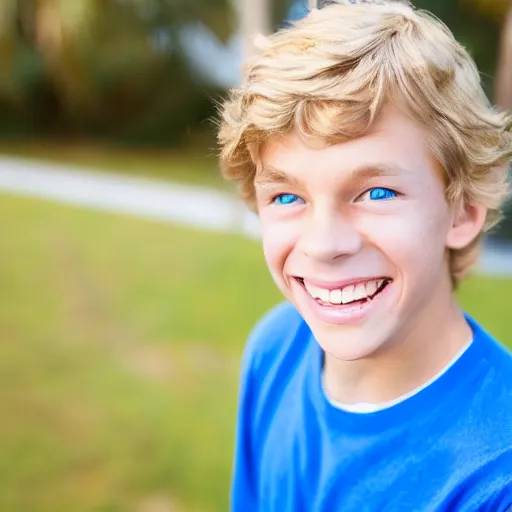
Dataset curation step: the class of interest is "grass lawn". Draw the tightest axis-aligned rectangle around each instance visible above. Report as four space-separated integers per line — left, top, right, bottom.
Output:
0 193 511 512
0 140 230 190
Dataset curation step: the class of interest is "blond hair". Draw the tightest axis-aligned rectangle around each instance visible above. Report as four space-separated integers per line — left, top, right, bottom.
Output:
218 0 512 285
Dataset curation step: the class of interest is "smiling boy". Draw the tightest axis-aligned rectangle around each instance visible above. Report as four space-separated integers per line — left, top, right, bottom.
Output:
218 1 512 510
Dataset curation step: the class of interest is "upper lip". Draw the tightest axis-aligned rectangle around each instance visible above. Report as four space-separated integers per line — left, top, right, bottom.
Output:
295 276 392 290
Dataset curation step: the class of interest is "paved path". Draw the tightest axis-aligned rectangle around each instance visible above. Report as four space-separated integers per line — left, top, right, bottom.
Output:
0 156 261 238
0 155 510 275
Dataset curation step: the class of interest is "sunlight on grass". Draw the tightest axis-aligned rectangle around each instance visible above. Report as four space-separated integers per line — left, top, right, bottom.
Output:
0 193 510 512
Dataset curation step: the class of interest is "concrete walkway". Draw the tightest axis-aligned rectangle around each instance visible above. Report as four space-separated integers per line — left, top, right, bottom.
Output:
0 155 510 275
0 156 261 238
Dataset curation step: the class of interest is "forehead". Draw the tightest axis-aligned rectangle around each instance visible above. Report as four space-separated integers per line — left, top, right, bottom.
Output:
258 105 438 184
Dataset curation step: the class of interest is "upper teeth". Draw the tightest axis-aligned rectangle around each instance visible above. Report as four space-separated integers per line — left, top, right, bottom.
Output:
304 279 385 305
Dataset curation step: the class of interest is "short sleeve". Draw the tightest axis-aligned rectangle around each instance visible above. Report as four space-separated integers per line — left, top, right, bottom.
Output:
230 337 259 511
230 302 303 511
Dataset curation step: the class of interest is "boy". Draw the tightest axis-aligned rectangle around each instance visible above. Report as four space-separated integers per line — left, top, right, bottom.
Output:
218 1 512 510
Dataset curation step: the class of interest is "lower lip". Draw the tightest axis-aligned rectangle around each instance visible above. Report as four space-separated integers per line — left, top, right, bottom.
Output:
296 280 392 325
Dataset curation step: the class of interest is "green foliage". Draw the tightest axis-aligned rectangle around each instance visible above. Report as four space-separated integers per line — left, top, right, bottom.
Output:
403 1 501 97
0 0 506 144
0 0 234 145
493 197 512 241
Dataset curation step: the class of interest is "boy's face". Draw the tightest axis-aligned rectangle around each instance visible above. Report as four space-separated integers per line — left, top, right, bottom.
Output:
255 106 471 361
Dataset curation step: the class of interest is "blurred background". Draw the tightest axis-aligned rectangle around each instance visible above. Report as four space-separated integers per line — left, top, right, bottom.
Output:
0 1 511 511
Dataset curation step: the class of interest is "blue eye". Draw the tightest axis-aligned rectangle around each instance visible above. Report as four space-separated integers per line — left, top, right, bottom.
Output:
368 188 397 201
272 194 304 206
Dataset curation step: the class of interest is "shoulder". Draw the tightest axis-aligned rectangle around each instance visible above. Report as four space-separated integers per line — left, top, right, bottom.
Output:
243 301 308 371
244 302 307 364
466 448 512 511
473 318 512 391
464 317 512 446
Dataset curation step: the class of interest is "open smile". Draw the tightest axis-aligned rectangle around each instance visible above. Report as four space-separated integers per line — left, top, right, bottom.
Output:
293 276 394 324
295 277 392 306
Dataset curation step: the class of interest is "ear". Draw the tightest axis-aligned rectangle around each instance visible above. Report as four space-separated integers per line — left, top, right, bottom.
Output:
445 202 487 250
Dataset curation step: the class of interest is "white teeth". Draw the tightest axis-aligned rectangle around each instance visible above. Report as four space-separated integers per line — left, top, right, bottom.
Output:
303 279 389 305
342 285 355 305
317 288 330 302
354 283 366 301
304 282 330 302
330 289 342 305
303 282 320 298
366 280 378 297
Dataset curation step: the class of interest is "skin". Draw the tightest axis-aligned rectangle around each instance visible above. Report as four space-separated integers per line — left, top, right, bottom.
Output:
254 105 487 405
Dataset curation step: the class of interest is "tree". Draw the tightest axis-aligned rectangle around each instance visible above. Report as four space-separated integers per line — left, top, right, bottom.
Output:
492 0 512 241
0 0 235 144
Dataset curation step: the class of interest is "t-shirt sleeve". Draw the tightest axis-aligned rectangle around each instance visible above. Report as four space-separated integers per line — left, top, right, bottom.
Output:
494 488 512 512
488 453 512 512
230 302 299 511
469 449 512 512
494 481 512 512
230 342 259 511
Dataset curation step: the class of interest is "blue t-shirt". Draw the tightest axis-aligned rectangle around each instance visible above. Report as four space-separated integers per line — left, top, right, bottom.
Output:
232 302 512 511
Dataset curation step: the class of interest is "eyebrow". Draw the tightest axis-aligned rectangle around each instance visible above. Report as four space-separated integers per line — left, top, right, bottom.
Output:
254 163 407 188
254 165 304 189
348 164 405 180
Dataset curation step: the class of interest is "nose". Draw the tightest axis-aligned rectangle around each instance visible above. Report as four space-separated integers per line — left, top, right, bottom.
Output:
297 203 363 263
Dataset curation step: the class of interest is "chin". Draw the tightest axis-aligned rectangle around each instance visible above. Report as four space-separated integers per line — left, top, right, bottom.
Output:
309 322 391 361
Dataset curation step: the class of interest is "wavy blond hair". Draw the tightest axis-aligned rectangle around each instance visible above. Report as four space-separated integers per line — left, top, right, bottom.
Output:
218 0 512 285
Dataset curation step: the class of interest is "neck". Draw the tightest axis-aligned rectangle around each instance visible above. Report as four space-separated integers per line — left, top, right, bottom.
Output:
323 288 472 406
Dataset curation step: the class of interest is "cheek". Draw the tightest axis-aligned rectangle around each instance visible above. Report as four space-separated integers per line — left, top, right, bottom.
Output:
260 215 299 279
359 201 451 272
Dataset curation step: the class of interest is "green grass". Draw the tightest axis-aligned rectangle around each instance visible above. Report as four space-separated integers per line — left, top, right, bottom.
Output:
0 194 280 512
0 193 510 512
0 140 230 190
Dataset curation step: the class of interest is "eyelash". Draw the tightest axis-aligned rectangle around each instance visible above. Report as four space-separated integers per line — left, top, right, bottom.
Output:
271 187 399 206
